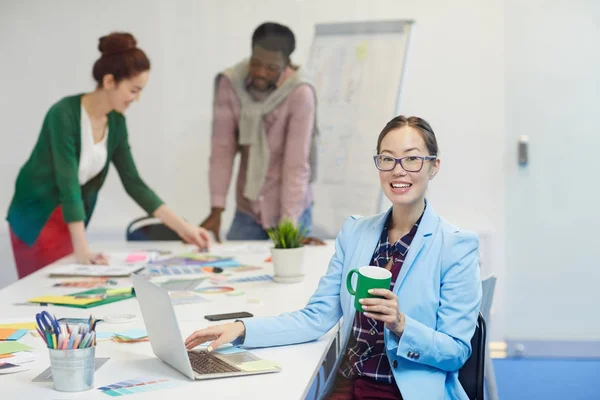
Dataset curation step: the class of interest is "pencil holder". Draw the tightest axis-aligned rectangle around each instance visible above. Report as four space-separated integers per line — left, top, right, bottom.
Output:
48 346 95 392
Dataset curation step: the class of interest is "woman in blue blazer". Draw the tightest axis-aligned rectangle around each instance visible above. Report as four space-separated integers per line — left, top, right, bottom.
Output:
185 116 482 400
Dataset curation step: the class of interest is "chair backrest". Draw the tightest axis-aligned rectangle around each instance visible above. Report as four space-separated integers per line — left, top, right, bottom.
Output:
480 275 497 324
126 216 180 241
458 312 486 400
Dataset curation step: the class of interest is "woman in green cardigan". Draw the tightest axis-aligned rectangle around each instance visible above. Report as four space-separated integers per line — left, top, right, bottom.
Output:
7 32 210 278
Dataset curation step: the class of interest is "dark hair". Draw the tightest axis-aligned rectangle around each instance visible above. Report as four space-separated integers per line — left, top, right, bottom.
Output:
92 32 150 87
251 22 296 59
376 116 439 156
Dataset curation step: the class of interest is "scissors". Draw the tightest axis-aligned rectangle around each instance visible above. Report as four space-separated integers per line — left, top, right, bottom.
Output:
36 311 61 334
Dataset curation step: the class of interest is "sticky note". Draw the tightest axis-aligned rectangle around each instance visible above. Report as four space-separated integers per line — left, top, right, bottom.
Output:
27 296 101 306
0 342 32 355
96 332 116 340
125 252 148 263
0 323 36 330
116 329 147 340
105 288 132 296
238 360 280 372
0 329 17 340
7 330 28 341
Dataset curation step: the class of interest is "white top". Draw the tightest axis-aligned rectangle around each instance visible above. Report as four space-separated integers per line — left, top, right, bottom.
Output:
78 105 108 185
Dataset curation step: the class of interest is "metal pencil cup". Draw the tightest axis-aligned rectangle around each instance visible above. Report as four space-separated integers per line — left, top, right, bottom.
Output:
48 346 95 392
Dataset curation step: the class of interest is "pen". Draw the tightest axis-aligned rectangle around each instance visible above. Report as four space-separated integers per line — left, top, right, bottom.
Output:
80 332 92 348
72 334 82 349
67 333 76 349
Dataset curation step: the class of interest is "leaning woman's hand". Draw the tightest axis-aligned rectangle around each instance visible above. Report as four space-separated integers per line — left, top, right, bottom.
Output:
360 289 406 337
179 224 211 250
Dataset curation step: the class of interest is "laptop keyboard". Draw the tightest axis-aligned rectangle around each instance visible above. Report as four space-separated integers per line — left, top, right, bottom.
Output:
188 351 241 374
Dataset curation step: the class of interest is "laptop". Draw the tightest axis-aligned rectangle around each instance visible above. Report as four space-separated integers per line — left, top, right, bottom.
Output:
131 273 281 380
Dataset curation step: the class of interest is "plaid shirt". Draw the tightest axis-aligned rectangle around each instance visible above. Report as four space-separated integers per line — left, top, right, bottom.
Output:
340 211 422 384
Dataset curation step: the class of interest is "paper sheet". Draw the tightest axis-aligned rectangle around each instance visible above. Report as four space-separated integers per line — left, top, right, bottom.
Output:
49 264 144 277
0 342 32 355
0 323 37 330
27 295 101 306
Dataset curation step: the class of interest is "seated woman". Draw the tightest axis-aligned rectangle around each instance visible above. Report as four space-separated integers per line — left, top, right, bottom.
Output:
6 32 210 279
185 116 482 400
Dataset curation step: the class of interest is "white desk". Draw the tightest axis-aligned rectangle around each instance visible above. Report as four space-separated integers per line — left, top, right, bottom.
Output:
0 241 337 400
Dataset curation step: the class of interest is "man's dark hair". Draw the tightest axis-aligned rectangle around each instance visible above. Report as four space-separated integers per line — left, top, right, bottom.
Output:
251 22 296 59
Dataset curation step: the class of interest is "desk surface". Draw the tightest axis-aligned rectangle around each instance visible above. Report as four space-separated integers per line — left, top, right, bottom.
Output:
0 241 336 399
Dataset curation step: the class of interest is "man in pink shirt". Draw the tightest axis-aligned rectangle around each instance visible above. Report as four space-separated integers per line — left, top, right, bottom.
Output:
201 22 319 242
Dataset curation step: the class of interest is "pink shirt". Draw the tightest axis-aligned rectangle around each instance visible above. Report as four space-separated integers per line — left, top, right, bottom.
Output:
209 68 315 228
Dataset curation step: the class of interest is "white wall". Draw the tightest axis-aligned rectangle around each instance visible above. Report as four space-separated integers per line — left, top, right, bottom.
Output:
0 0 506 340
505 0 600 341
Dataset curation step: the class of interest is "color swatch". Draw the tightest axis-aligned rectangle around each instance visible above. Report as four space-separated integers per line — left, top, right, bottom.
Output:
194 286 234 294
98 377 179 396
144 266 206 276
218 274 273 284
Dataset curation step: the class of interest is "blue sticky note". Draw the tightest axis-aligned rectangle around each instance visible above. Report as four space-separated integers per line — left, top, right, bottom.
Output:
117 387 133 394
116 329 147 340
7 329 28 341
96 332 115 340
206 259 241 268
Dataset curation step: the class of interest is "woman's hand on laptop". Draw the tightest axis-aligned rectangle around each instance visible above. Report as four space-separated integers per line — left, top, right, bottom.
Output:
185 322 246 352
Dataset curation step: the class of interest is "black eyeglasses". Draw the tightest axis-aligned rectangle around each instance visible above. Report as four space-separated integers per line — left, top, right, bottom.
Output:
373 154 437 172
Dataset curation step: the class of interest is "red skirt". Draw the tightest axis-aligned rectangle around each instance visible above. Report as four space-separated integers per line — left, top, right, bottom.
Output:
326 375 403 400
9 207 73 279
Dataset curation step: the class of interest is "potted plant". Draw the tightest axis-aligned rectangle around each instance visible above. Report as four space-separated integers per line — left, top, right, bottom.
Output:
267 218 307 283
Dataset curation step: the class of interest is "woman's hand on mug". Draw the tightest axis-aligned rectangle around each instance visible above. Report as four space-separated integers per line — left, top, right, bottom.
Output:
360 289 405 337
185 321 246 352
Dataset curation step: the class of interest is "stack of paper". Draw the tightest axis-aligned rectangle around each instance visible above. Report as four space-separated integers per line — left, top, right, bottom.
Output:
49 264 144 278
0 343 35 374
112 329 148 343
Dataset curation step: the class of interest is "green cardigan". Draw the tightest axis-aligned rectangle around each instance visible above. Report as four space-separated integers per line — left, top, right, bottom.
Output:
7 94 164 246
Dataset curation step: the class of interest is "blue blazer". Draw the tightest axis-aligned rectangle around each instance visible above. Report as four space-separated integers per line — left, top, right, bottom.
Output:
242 204 482 400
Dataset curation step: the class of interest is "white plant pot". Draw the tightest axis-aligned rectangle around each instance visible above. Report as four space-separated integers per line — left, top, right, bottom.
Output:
270 247 305 283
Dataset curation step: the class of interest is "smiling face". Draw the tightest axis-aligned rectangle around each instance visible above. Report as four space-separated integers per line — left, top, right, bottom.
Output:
378 126 440 208
249 45 286 92
102 71 149 113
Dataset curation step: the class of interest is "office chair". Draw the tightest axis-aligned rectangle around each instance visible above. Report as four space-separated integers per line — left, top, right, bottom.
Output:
458 312 486 400
126 216 180 241
481 275 499 400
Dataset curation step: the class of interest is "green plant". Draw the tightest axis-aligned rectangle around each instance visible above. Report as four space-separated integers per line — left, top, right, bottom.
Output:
267 218 306 249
